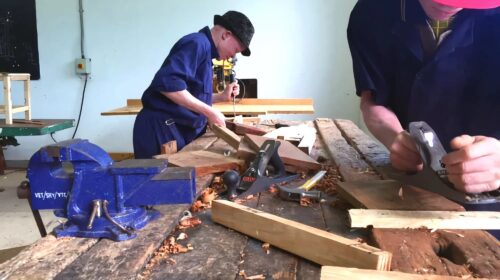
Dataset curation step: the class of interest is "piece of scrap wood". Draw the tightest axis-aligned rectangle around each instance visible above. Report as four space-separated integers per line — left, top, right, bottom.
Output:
211 124 241 149
159 150 244 176
161 140 177 155
337 180 464 211
212 200 391 270
320 266 490 280
348 209 500 230
244 134 321 172
225 120 267 136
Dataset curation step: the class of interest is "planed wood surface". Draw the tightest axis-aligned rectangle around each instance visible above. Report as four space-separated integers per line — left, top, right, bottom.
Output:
320 266 492 280
212 200 392 270
349 209 500 230
337 180 464 211
101 98 315 116
155 150 245 176
244 134 322 172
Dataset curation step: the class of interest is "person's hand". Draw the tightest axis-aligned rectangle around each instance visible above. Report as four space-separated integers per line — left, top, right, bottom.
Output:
222 81 239 101
389 131 423 172
206 108 226 127
442 135 500 193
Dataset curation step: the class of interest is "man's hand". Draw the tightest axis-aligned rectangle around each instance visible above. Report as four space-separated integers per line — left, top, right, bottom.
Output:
222 81 240 101
206 108 226 127
389 131 423 172
442 135 500 193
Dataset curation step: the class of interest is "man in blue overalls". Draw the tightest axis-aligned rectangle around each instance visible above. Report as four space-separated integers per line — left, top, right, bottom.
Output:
347 0 500 233
133 11 254 159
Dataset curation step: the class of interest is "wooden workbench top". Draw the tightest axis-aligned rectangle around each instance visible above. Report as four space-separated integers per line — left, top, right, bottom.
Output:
1 118 498 280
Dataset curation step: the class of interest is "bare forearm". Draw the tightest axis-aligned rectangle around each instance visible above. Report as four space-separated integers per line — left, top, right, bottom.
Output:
360 91 403 148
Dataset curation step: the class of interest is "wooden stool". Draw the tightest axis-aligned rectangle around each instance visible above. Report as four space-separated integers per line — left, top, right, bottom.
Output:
1 73 31 125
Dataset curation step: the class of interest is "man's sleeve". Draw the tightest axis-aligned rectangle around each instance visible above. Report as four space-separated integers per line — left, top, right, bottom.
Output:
347 1 393 106
151 39 206 93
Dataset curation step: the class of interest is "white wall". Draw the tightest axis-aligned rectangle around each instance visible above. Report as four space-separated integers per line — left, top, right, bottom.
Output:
5 0 359 160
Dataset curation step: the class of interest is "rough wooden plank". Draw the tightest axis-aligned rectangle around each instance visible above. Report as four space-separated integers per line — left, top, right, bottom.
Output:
349 209 500 230
333 119 390 169
238 192 325 279
320 266 492 280
156 150 245 176
210 124 241 149
314 118 380 182
0 235 98 280
146 210 248 280
53 175 214 280
244 134 322 172
225 120 267 136
212 200 392 270
337 180 464 211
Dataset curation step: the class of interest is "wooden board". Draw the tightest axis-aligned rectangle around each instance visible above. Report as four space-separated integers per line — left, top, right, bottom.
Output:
212 200 392 270
156 150 245 176
320 266 492 280
337 180 464 211
244 134 322 172
210 124 241 149
225 120 267 136
101 98 315 116
349 209 500 230
0 235 98 280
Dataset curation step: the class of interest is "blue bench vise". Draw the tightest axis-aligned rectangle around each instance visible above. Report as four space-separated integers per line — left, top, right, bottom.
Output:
23 139 196 241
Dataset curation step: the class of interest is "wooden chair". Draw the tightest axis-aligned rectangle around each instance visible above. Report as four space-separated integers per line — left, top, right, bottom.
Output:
1 73 31 125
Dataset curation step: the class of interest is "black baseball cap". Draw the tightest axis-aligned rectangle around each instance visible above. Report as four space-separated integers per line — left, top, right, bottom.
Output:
214 11 255 56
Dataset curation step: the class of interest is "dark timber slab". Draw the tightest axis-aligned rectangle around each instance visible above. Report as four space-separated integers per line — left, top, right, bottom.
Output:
329 118 500 277
148 210 247 280
0 235 98 280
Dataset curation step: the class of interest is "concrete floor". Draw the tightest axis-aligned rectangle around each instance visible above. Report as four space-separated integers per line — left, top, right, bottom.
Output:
0 169 60 253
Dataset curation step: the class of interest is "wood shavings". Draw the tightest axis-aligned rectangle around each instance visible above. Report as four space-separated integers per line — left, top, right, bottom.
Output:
262 243 270 254
178 217 202 230
313 165 341 195
201 187 217 204
268 186 279 194
398 186 404 200
176 232 188 240
238 270 266 280
299 197 313 207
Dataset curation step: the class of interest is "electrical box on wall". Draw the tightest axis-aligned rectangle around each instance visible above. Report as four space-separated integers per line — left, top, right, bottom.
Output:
75 58 91 75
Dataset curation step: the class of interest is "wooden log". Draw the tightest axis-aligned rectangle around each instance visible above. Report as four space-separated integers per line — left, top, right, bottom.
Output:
210 124 241 149
349 209 500 230
320 266 491 280
212 200 392 270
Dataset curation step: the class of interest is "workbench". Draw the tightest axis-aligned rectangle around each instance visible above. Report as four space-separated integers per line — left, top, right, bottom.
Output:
0 118 498 280
0 119 74 174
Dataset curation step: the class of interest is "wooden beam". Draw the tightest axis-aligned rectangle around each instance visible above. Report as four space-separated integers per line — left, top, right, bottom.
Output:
212 200 392 270
225 120 267 136
349 209 500 230
210 124 241 149
101 98 315 116
320 266 491 280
